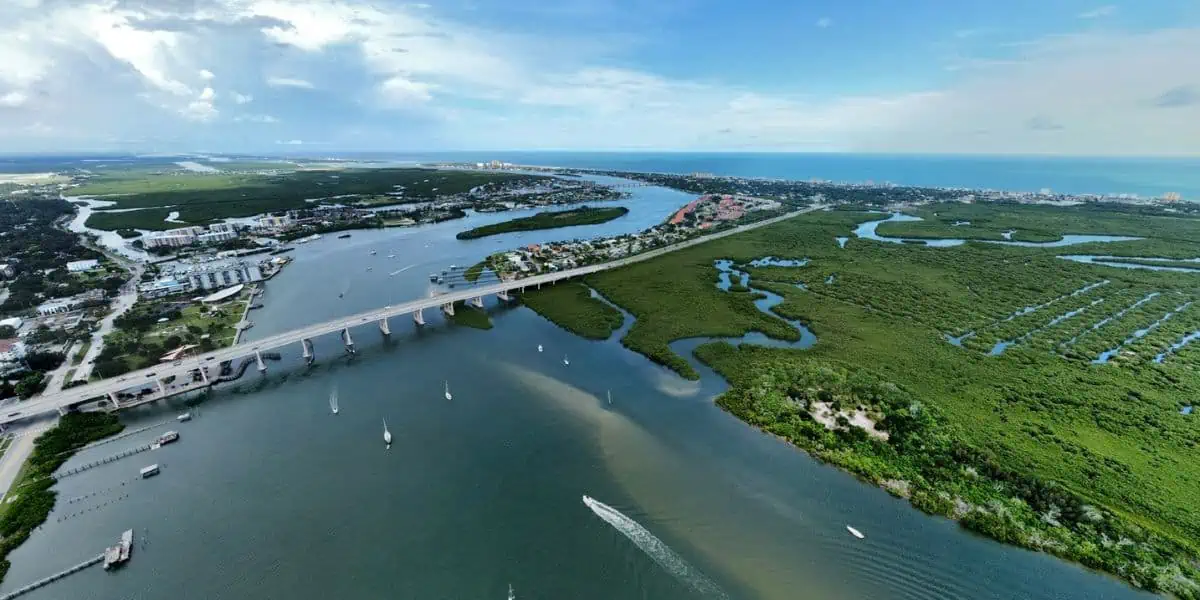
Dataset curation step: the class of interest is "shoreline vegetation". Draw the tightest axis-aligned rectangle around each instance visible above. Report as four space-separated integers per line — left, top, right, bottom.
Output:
0 413 124 582
520 283 624 340
455 206 629 240
448 302 493 330
518 202 1200 598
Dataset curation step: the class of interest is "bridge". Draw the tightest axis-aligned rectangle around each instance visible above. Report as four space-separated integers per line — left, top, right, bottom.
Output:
2 205 823 426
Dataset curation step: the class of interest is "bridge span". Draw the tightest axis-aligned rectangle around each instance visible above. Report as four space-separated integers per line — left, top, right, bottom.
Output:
3 205 821 426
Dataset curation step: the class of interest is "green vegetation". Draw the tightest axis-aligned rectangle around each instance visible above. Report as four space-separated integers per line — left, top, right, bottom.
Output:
75 168 547 230
514 202 1200 595
449 302 493 330
95 298 243 378
521 283 624 340
455 206 629 240
115 228 142 239
0 197 105 311
0 413 124 582
464 261 487 283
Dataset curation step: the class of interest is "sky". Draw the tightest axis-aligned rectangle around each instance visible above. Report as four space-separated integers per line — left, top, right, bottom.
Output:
0 0 1198 155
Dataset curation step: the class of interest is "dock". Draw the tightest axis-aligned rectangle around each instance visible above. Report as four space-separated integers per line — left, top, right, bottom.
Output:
0 555 103 600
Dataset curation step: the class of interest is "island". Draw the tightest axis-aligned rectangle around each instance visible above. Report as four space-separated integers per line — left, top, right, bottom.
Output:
455 206 629 240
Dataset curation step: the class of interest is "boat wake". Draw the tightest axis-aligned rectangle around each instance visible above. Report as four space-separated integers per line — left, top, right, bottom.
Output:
582 495 730 599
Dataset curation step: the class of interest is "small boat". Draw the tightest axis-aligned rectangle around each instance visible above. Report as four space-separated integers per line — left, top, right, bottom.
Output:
176 412 192 422
329 387 339 415
338 233 351 239
508 584 515 600
563 354 570 366
383 418 392 447
606 390 612 405
537 344 543 353
387 254 396 258
846 525 865 539
366 267 373 272
444 381 453 401
369 250 377 256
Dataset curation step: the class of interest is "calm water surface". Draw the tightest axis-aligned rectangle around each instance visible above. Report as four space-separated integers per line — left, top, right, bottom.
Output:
0 181 1160 600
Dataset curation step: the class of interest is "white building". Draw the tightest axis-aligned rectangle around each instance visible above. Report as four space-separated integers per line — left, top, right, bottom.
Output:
0 339 25 364
34 289 106 316
0 317 21 331
178 259 264 291
137 278 192 299
254 214 293 232
143 224 241 249
67 259 100 273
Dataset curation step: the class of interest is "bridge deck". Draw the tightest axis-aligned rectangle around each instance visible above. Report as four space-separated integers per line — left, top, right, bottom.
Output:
4 206 818 426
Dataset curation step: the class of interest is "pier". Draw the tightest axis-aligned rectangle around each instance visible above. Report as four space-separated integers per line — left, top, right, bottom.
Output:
0 554 103 600
54 442 158 480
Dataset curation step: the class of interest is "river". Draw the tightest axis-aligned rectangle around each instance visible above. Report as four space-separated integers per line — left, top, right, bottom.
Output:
0 180 1160 600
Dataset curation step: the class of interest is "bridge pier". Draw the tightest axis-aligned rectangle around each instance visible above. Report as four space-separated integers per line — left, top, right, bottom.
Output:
198 366 209 385
301 338 314 365
108 392 119 409
496 290 512 302
469 296 484 309
413 308 425 326
57 406 68 417
255 350 267 373
441 302 455 317
379 318 390 336
157 379 167 396
341 328 355 354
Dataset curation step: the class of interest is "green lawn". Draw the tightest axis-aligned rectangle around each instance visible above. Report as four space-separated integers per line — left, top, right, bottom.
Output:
70 340 91 365
515 202 1200 597
521 283 624 340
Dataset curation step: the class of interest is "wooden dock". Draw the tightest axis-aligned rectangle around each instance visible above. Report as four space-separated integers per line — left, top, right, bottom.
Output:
0 554 103 600
53 443 156 480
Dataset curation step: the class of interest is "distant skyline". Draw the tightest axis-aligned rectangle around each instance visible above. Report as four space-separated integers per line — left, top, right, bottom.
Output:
1 0 1198 156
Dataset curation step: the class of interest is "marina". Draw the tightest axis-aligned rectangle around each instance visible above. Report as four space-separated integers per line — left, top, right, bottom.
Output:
0 529 133 600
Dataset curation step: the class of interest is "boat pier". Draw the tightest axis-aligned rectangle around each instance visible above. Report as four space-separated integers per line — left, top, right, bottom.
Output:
0 554 103 600
53 442 157 480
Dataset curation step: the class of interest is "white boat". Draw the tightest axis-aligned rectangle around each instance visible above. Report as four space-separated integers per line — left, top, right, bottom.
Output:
563 354 570 366
387 254 396 258
444 380 453 401
369 251 377 256
366 267 373 272
537 344 543 353
846 525 865 539
329 388 339 415
508 584 515 600
606 390 612 405
383 418 392 446
176 412 191 422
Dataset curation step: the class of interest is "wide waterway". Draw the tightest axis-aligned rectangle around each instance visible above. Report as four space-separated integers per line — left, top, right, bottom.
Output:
0 181 1160 600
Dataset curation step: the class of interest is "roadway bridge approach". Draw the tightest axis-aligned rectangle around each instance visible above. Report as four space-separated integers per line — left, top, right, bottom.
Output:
2 205 822 427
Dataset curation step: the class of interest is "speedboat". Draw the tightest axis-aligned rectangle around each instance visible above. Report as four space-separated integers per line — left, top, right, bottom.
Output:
846 525 865 539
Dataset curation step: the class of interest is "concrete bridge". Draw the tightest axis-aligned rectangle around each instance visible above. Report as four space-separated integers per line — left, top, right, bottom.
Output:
2 205 822 426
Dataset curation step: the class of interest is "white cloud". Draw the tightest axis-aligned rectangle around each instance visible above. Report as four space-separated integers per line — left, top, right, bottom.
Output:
816 17 833 28
379 77 435 105
0 91 28 108
231 92 253 104
276 139 305 145
236 114 279 123
181 86 217 121
199 69 215 80
266 77 315 89
1079 6 1117 19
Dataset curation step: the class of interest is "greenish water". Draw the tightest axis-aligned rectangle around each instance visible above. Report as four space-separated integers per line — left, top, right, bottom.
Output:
0 178 1160 600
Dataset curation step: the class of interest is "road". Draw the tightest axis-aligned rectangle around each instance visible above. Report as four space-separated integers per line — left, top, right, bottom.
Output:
69 280 140 383
3 204 823 425
42 341 79 393
0 421 55 502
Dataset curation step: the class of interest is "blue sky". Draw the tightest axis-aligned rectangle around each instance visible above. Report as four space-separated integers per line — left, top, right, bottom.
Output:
0 0 1198 155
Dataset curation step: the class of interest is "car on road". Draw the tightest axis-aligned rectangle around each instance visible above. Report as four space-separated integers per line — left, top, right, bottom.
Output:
145 372 157 378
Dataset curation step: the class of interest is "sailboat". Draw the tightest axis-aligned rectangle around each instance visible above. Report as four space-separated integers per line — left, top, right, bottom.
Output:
537 344 543 353
508 584 515 600
563 354 570 366
606 390 612 405
383 418 392 447
329 387 339 415
444 380 453 401
846 525 865 539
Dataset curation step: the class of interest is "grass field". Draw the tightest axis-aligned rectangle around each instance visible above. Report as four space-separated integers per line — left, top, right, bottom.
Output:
516 202 1200 597
74 167 549 230
455 206 629 240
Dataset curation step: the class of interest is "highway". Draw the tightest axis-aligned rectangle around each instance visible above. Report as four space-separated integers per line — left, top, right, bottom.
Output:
4 204 823 425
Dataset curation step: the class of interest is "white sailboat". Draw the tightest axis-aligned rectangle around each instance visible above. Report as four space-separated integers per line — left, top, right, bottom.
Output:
563 354 570 366
383 418 392 447
508 584 515 600
329 387 339 415
537 344 543 353
846 525 865 539
606 390 612 405
444 380 453 401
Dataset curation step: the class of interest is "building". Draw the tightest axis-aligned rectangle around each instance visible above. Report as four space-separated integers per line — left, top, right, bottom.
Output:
35 289 106 316
67 259 100 273
254 214 293 232
137 278 192 299
0 263 14 278
1163 192 1182 203
143 224 241 249
0 339 25 364
177 259 264 291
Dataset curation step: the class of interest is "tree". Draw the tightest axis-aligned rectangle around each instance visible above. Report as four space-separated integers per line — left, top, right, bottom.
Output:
163 335 182 350
15 372 46 398
0 325 15 338
93 358 129 379
24 351 65 372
